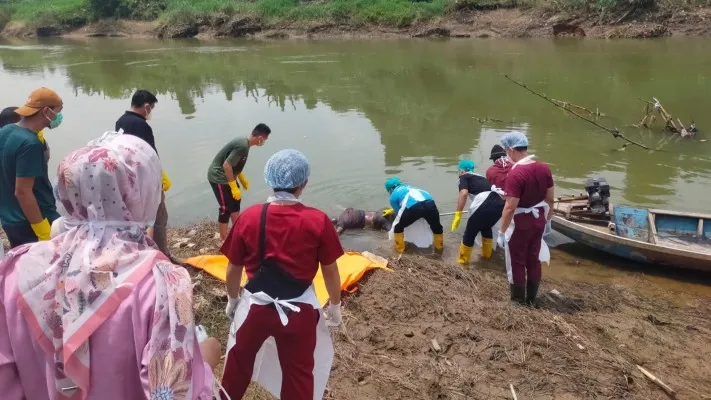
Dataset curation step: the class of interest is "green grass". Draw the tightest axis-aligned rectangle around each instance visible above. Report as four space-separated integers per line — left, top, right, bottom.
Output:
2 0 706 30
160 0 451 27
7 0 86 27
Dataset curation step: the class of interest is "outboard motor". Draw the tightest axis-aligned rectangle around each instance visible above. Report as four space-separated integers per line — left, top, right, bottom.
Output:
585 177 610 215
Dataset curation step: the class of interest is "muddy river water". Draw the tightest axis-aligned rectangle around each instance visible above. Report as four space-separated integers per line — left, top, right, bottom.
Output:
1 37 710 297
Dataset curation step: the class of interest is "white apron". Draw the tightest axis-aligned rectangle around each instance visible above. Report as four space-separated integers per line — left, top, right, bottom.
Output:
224 192 334 400
496 155 551 283
503 200 551 283
388 189 433 248
226 286 333 400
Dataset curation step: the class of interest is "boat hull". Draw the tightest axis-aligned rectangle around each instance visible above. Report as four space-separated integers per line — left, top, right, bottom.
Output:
552 216 711 273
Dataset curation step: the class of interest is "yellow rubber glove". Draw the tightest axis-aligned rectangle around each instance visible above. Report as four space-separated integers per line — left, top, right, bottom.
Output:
228 180 242 201
161 170 172 192
382 208 395 217
37 130 46 145
451 211 462 232
31 218 51 241
237 172 250 191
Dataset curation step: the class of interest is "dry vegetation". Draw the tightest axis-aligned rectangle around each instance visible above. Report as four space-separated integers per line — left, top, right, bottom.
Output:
1 221 710 399
167 222 711 400
3 222 709 399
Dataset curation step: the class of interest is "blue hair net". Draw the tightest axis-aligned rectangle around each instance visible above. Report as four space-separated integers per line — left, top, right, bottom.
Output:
264 149 311 189
385 177 402 192
458 159 475 172
500 131 529 149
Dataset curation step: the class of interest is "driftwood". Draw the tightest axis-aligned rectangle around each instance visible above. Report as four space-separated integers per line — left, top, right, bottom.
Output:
552 99 605 117
636 365 676 399
473 116 505 124
653 97 680 133
637 102 655 128
637 97 685 134
505 75 651 150
676 118 694 137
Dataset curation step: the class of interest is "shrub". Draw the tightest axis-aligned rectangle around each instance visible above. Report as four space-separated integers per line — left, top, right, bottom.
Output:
119 0 167 20
85 0 166 21
0 5 13 30
85 0 120 19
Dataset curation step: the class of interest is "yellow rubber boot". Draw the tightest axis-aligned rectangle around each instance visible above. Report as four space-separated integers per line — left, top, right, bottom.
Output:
395 232 405 254
481 237 493 259
458 243 473 266
433 234 444 252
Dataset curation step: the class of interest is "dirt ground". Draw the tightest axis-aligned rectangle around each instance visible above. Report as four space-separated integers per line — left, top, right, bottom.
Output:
2 222 709 399
162 222 711 400
3 6 711 40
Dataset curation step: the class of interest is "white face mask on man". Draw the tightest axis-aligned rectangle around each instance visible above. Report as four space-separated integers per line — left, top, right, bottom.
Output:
144 104 153 121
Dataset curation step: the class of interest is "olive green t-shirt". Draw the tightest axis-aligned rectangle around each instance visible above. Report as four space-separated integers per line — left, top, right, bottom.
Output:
0 124 59 226
207 137 250 184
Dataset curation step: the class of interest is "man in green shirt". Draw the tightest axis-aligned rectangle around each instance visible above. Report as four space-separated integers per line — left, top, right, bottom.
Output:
208 123 271 240
0 88 64 247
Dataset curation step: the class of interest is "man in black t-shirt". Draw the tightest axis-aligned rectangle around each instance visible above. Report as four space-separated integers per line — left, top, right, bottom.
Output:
116 90 157 151
115 90 174 260
450 159 505 267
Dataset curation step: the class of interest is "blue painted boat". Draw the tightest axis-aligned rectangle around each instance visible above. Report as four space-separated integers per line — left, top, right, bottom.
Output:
552 198 711 272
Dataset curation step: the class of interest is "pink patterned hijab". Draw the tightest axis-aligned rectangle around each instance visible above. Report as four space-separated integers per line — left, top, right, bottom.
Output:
11 133 196 399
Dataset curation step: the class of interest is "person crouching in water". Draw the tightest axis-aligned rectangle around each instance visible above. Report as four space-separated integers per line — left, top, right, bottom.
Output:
496 132 554 306
332 207 396 234
384 177 444 254
450 160 505 267
221 149 344 400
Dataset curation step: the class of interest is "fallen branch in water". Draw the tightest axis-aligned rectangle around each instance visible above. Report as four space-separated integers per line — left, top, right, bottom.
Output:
636 102 655 129
677 118 691 137
504 75 651 150
551 99 605 118
473 116 506 124
652 97 680 133
637 97 688 135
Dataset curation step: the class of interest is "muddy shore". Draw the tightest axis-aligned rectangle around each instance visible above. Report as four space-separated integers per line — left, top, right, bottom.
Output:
168 222 711 400
2 7 711 40
2 222 710 399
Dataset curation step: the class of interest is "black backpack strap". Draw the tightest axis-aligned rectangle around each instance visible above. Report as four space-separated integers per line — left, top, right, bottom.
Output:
259 203 269 262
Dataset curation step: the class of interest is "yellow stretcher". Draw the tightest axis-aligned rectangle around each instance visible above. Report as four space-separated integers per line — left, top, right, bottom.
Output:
184 251 389 306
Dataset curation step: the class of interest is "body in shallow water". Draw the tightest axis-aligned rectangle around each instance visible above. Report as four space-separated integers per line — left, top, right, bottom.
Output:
332 208 395 234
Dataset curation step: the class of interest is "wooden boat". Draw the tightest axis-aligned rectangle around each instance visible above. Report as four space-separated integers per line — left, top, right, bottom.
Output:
552 195 711 272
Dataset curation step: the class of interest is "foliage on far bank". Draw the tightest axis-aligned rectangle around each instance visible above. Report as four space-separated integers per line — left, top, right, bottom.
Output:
1 0 709 31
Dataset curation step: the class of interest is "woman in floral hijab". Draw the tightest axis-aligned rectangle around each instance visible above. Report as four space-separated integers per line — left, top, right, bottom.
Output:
0 133 220 399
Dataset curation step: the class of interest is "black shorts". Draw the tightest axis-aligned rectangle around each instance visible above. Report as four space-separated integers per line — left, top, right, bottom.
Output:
2 222 37 248
2 215 58 248
393 200 444 235
210 182 241 223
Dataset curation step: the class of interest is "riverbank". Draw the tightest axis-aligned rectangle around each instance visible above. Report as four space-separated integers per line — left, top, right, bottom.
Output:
166 222 711 399
1 1 711 39
2 223 710 397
